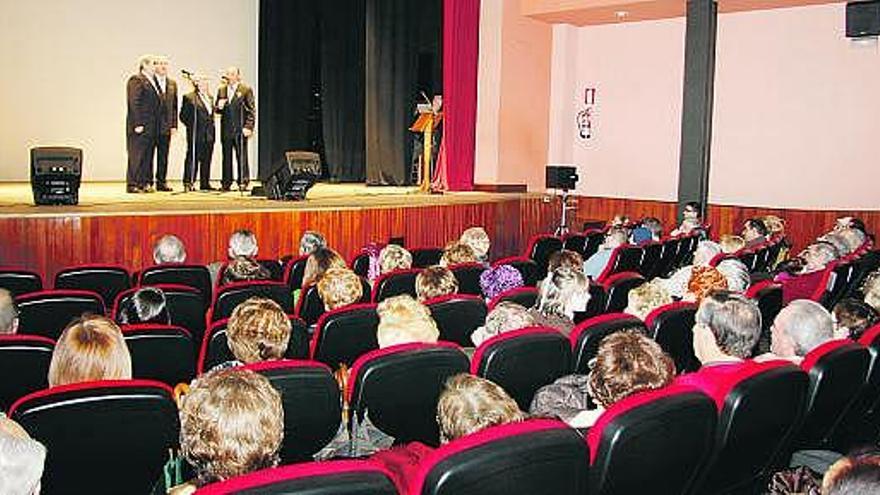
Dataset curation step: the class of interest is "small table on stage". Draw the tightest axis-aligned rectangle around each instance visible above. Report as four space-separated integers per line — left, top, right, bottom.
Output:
410 109 443 193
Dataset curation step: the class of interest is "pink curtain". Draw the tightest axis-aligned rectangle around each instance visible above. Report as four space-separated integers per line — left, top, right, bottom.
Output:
433 0 480 192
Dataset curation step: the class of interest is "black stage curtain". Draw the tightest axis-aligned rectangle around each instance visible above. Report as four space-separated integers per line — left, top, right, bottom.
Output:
259 0 439 185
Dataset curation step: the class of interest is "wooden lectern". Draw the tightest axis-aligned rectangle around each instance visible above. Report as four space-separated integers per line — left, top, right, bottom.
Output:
410 109 443 192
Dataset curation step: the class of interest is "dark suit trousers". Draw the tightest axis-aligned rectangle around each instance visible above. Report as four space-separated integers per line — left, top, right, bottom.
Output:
154 134 171 185
184 138 214 187
221 136 249 187
127 133 156 188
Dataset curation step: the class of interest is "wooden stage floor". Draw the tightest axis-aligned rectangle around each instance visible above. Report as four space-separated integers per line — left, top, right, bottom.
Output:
0 182 556 283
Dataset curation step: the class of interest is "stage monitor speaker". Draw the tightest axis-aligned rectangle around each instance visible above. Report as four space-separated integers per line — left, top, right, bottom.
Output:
31 147 82 206
265 151 320 201
545 165 579 191
847 1 880 37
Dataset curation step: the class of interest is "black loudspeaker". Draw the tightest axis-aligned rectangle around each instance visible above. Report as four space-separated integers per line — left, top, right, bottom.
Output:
545 165 579 191
30 147 82 205
264 151 320 201
847 1 880 37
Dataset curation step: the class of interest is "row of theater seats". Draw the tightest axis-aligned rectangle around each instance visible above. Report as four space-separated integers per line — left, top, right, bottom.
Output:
8 317 880 495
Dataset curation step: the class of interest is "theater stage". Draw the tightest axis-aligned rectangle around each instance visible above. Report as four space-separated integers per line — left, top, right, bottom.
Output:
0 182 556 284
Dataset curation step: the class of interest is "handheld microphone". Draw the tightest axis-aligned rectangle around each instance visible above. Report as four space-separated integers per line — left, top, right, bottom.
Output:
181 69 195 79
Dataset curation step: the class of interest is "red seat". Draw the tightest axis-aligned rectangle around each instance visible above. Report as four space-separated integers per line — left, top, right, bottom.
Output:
601 272 645 313
487 286 539 310
746 281 783 355
0 334 53 410
562 232 588 255
0 267 42 297
282 254 310 295
587 384 716 495
347 343 469 445
525 234 563 278
311 303 379 370
471 327 572 410
114 284 206 350
122 323 195 386
140 264 212 308
194 460 398 495
15 289 105 340
54 264 131 307
570 313 646 374
645 302 699 373
409 419 589 495
372 268 421 302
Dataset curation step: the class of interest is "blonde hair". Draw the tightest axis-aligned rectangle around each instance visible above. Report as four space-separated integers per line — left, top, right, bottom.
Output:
718 235 746 254
0 417 46 495
48 316 132 387
226 297 291 364
536 267 590 320
415 266 459 301
625 281 672 320
471 302 535 347
440 242 477 267
379 244 413 274
762 215 786 236
302 248 346 287
376 295 439 348
437 373 524 443
317 268 363 310
180 369 283 485
460 227 491 262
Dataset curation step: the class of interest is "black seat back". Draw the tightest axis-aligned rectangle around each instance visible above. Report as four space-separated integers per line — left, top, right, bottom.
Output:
55 264 131 307
646 302 699 373
0 334 53 410
16 289 105 340
198 317 309 373
570 313 646 374
493 257 540 287
411 247 444 268
639 242 663 279
0 268 42 297
562 233 587 255
114 284 206 352
211 281 293 322
311 304 380 370
450 263 487 296
283 255 310 295
10 380 179 495
526 235 563 278
122 324 195 386
427 295 488 346
489 286 539 310
348 343 469 445
602 272 645 313
372 269 421 302
140 264 212 308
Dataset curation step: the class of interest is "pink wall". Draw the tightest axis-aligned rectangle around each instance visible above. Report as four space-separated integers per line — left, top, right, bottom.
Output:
710 3 880 210
474 0 552 189
548 18 685 201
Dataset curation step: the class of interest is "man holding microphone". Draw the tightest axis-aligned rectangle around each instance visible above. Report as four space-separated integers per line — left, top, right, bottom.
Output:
214 67 255 192
179 74 216 192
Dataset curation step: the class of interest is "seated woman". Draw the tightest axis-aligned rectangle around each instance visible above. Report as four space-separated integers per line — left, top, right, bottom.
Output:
479 264 524 302
213 297 291 370
298 230 327 256
117 287 170 325
658 240 722 299
415 266 459 302
471 301 536 347
548 249 584 273
48 316 132 387
379 244 413 275
718 234 746 254
459 227 491 265
439 241 477 267
685 265 730 304
832 298 878 340
317 268 364 311
221 257 271 285
624 281 672 320
863 269 880 312
530 266 591 337
530 330 675 428
774 242 839 304
376 295 439 348
0 415 46 495
296 247 347 304
168 368 284 494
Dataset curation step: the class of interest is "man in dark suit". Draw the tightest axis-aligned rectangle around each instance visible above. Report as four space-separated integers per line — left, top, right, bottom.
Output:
215 67 255 191
125 55 162 193
152 55 178 192
180 75 216 192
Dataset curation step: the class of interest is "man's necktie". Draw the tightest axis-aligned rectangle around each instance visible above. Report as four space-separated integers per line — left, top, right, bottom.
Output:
154 76 164 97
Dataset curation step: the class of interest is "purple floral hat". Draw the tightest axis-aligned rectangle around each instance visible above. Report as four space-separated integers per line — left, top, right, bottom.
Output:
480 264 524 300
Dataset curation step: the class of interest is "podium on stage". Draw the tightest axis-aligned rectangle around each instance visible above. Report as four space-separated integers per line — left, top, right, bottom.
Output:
410 105 443 192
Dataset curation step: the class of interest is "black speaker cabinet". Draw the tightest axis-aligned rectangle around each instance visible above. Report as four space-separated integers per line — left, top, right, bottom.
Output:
546 165 579 191
30 147 82 206
847 1 880 38
264 151 320 201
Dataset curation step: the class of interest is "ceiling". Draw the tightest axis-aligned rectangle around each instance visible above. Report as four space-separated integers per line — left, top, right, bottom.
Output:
522 0 843 26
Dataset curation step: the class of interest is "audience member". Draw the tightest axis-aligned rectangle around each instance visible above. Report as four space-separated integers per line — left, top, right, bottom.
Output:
317 268 364 311
298 230 327 256
439 241 477 267
775 242 838 304
659 240 722 299
670 201 703 236
379 244 413 275
719 234 746 254
686 265 730 304
863 270 880 312
175 369 283 491
0 289 19 334
302 247 347 288
531 266 591 336
608 214 630 229
690 290 762 365
219 297 291 369
832 299 878 340
479 264 524 301
415 266 459 302
153 234 187 264
630 226 654 245
762 215 786 238
471 301 536 347
584 228 627 280
459 227 491 264
624 281 672 320
0 416 46 495
820 232 852 258
742 218 769 248
547 249 584 273
208 230 260 284
640 217 663 241
822 451 880 495
530 330 674 428
375 295 439 348
761 299 834 364
221 257 271 285
48 316 132 387
437 373 525 443
716 258 751 293
838 228 867 255
117 286 170 325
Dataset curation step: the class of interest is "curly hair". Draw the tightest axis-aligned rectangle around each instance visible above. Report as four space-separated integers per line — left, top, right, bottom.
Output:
226 297 291 363
376 295 439 348
687 266 729 304
416 266 459 301
48 316 132 387
547 250 584 273
379 244 413 274
302 248 347 287
180 369 283 485
479 265 524 300
440 242 477 267
588 330 675 408
471 302 535 347
317 268 363 310
459 227 491 262
437 373 524 444
625 281 672 320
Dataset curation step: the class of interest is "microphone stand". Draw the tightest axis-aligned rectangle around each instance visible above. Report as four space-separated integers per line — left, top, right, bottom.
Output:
238 89 245 198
